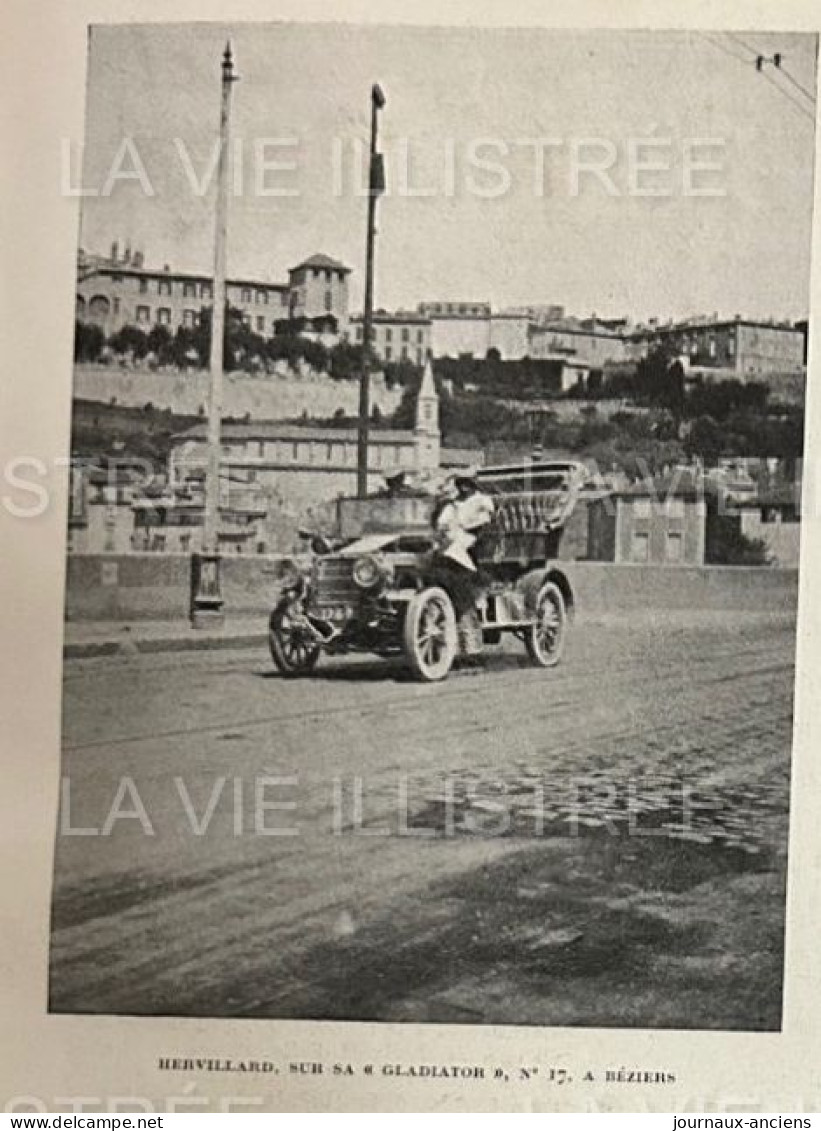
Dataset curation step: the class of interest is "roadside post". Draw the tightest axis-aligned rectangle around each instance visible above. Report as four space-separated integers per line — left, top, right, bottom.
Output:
356 82 387 499
191 42 237 627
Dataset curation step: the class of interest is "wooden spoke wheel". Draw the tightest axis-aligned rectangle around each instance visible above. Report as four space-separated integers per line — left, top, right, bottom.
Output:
403 586 458 682
269 603 321 677
524 580 567 668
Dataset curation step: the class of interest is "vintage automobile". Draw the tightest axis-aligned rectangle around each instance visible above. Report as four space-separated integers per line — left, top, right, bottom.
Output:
268 460 585 682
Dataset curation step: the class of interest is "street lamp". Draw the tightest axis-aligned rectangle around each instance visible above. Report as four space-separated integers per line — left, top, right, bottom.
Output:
356 82 387 498
191 42 238 627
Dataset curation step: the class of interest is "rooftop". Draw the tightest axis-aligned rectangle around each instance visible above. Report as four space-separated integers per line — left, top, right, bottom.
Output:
351 310 431 325
79 262 288 291
289 253 351 275
608 468 707 500
176 420 419 445
532 319 626 339
635 317 802 336
173 420 481 464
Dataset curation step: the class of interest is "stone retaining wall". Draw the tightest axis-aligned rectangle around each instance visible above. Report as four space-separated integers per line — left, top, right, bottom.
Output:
65 553 799 622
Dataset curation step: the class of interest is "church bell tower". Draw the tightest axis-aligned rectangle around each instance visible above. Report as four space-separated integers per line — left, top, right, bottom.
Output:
414 358 441 473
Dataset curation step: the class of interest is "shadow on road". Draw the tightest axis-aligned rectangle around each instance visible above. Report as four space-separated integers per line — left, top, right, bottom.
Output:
252 649 534 684
216 834 786 1031
252 659 410 683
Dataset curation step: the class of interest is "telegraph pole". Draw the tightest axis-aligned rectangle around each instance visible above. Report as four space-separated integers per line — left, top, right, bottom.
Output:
356 83 386 498
191 42 237 627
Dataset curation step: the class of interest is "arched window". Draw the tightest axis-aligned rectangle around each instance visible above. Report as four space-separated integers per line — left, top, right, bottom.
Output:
88 295 110 322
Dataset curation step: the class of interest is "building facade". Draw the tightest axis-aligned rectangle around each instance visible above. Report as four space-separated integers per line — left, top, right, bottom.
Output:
419 305 804 384
425 311 493 359
66 358 479 555
500 304 565 323
168 362 477 529
636 318 805 377
424 308 630 367
348 311 431 365
713 469 802 568
421 308 532 361
131 484 269 555
488 315 533 361
418 301 492 318
529 322 630 368
168 425 477 526
66 459 271 555
66 464 137 555
76 244 349 340
587 487 707 566
286 253 351 330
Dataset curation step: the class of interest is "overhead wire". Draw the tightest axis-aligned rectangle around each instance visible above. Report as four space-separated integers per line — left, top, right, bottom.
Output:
725 30 816 109
696 31 816 125
777 66 817 106
757 67 817 122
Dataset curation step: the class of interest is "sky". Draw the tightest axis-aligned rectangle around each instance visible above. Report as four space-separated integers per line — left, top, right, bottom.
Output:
77 23 819 323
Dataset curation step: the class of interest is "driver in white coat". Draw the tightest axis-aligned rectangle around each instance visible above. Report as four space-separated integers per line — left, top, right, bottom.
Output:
435 473 494 570
433 472 495 655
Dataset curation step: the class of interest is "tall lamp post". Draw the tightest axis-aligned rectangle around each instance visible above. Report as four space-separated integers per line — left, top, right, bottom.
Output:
356 82 386 498
191 42 238 627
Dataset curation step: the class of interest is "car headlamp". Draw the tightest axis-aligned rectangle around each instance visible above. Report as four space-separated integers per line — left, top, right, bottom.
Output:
352 555 382 589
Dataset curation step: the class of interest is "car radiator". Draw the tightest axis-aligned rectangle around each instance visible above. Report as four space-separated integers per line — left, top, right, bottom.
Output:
309 557 360 610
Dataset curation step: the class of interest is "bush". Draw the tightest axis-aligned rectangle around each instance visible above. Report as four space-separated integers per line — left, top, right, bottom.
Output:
266 334 304 369
329 341 365 381
688 380 769 421
300 338 330 373
263 333 328 373
383 359 423 388
74 321 105 363
146 323 174 365
633 348 686 415
108 324 150 361
706 517 770 566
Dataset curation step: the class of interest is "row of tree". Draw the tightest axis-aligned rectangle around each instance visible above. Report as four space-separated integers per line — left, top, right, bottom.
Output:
75 309 425 392
76 309 331 374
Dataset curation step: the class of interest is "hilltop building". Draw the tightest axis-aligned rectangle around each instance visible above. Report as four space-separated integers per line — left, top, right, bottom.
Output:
419 301 492 318
348 310 431 365
528 319 631 368
76 244 806 389
285 253 351 330
421 302 804 389
76 244 351 340
633 317 805 378
418 304 534 361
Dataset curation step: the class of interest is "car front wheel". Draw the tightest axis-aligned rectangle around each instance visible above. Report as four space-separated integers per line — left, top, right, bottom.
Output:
269 601 321 677
403 586 458 682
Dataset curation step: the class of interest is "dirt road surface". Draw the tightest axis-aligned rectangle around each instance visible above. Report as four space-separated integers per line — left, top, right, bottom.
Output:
50 609 795 1030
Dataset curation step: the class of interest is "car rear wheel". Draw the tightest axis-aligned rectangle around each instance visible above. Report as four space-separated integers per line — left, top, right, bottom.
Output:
403 587 457 682
524 580 567 668
269 602 321 677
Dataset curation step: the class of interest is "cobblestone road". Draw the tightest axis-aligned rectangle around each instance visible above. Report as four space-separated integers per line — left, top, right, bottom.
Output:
50 608 796 1029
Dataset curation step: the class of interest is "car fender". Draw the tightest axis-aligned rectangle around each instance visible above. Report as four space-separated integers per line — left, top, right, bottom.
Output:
519 567 575 619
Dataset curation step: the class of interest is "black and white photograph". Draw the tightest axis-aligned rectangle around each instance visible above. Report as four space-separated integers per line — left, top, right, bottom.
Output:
49 20 816 1035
